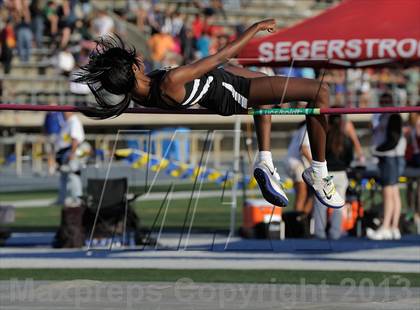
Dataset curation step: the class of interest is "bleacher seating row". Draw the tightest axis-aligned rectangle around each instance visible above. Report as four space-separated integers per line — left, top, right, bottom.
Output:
0 0 337 125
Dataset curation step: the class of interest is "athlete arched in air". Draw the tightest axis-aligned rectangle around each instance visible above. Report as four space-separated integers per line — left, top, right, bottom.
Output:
75 19 344 208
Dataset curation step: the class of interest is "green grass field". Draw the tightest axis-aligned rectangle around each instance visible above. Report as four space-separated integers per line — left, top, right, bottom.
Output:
2 185 405 231
4 195 297 230
2 269 419 287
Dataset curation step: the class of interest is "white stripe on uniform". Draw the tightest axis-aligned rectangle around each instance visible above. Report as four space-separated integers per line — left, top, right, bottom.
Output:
222 82 248 109
190 76 214 106
181 79 200 106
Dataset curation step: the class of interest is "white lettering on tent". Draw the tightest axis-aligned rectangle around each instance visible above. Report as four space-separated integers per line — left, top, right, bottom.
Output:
365 39 380 58
328 40 345 58
256 38 420 63
258 42 274 62
311 40 327 58
291 41 310 58
346 39 362 58
275 42 291 60
397 39 417 58
378 39 397 58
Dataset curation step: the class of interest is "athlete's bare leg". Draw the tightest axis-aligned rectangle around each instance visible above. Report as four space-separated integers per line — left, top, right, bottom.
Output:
248 76 344 208
248 76 329 162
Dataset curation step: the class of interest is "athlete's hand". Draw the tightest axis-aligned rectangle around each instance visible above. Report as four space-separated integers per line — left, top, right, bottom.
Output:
256 19 277 33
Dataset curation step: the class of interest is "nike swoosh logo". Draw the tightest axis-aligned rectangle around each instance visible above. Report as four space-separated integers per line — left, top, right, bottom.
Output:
267 167 275 175
323 189 332 200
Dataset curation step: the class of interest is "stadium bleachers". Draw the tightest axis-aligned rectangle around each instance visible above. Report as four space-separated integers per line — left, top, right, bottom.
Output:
0 0 340 127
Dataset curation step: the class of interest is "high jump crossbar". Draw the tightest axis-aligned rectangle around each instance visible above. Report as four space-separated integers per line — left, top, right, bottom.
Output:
1 104 420 115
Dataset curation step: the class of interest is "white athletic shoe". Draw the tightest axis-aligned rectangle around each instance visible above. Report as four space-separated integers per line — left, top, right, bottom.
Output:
254 161 289 207
391 228 401 240
366 227 393 240
302 167 345 209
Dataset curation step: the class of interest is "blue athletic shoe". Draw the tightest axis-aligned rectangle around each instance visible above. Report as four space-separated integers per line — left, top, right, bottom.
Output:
254 161 289 207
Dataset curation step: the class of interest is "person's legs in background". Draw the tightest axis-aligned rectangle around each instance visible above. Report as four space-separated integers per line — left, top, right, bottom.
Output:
1 45 13 74
390 184 402 239
31 15 45 48
314 171 347 240
294 181 308 212
390 156 405 239
328 171 348 239
286 159 311 213
381 185 394 230
58 171 68 205
66 172 82 205
17 27 32 63
367 156 400 240
313 198 327 239
16 27 25 62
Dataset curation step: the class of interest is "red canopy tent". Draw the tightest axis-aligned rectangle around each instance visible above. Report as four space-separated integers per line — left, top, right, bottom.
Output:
238 0 420 68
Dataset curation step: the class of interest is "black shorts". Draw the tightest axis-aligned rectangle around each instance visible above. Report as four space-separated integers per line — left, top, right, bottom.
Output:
199 69 251 116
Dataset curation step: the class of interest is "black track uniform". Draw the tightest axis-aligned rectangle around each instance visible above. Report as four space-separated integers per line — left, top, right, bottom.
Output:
137 68 251 116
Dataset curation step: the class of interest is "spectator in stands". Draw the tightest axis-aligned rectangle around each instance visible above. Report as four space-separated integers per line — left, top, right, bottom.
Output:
73 17 92 41
202 8 222 37
170 12 184 38
79 0 91 18
404 105 420 223
43 0 59 43
285 121 313 214
313 109 360 240
0 17 15 74
148 3 165 33
179 26 195 64
148 28 175 69
29 0 44 48
196 30 210 58
191 13 203 40
43 109 64 175
405 106 420 167
92 9 114 37
127 0 151 31
367 93 406 240
15 1 32 63
56 111 85 206
406 68 420 106
56 0 76 49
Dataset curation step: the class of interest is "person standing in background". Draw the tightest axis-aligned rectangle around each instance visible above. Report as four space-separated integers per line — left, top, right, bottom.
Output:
29 0 45 48
56 111 85 206
92 9 114 37
404 105 420 227
148 29 175 69
43 0 59 44
285 121 313 214
313 111 360 240
0 17 16 74
43 109 64 175
368 93 406 240
15 0 32 63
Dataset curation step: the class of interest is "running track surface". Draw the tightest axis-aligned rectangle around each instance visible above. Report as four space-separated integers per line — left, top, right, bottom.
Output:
1 280 419 310
1 233 419 273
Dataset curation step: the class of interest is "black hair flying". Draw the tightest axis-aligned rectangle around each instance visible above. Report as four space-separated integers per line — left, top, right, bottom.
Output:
73 34 141 119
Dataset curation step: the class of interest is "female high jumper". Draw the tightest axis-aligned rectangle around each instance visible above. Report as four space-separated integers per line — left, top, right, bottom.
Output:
75 19 344 209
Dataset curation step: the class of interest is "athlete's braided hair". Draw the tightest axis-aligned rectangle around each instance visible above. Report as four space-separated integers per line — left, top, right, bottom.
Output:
73 34 141 118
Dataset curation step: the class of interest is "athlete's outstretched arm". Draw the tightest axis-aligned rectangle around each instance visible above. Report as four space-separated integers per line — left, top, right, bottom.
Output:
162 19 276 90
